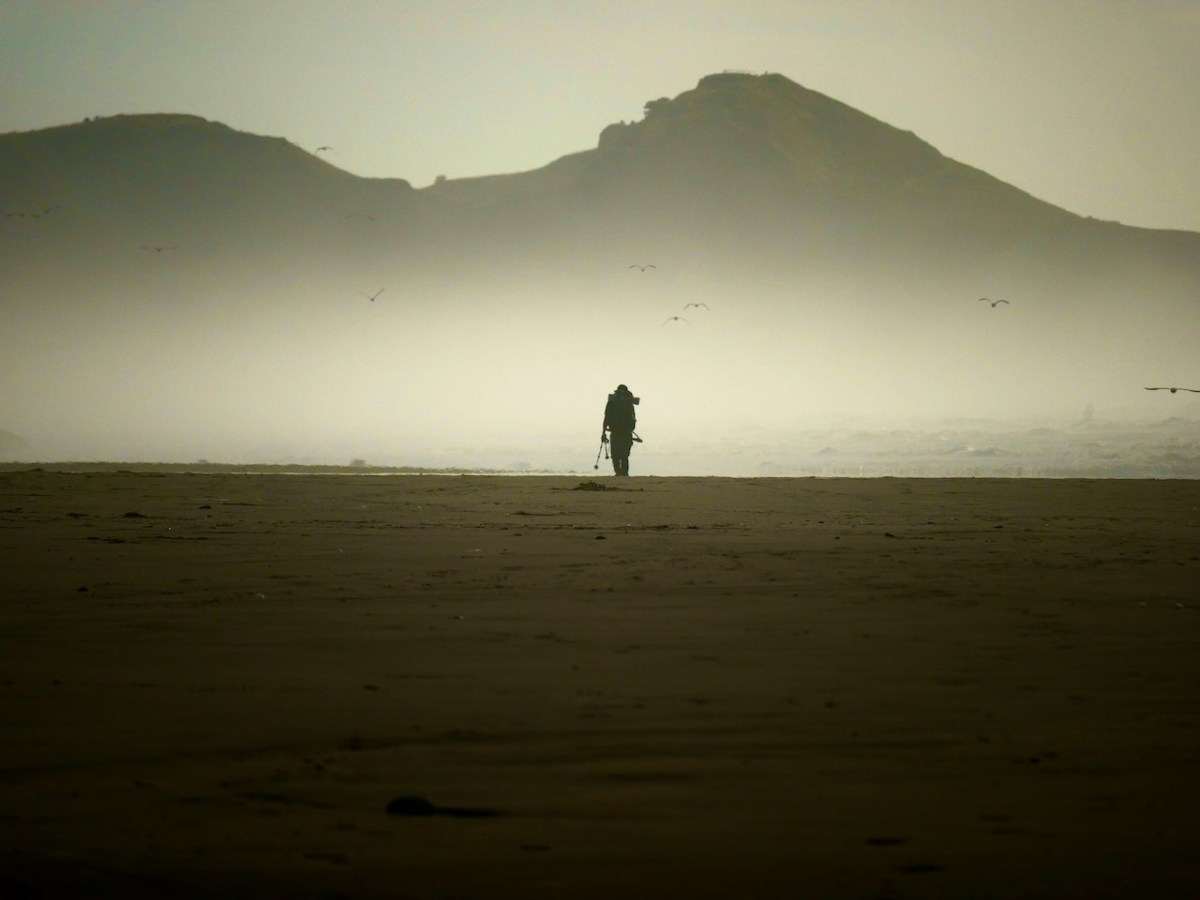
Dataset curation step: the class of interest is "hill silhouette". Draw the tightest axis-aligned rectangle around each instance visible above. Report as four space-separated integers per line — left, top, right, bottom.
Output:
2 73 1198 464
4 73 1197 285
424 72 1198 277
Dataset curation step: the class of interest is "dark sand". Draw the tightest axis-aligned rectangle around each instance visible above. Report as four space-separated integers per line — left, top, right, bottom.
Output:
1 471 1198 898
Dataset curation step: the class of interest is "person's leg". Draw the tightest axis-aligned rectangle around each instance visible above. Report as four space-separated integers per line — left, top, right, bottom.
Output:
610 433 632 475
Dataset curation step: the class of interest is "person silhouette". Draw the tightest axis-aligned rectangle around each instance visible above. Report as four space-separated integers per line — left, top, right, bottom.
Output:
601 384 639 476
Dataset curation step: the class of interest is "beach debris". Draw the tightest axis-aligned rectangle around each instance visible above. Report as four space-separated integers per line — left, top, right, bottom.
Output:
573 480 616 491
386 795 503 818
123 511 147 518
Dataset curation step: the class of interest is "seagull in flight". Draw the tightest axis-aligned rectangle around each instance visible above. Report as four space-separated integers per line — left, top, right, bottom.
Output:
683 302 709 310
662 315 689 326
978 297 1009 307
1145 386 1200 394
359 288 385 302
629 264 656 271
315 146 332 154
3 207 59 218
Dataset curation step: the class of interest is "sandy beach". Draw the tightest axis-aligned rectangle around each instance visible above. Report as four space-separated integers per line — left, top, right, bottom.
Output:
1 469 1198 898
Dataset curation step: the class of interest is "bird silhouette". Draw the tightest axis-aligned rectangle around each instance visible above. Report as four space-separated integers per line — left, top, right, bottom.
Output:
1145 387 1200 394
977 298 1009 307
315 146 332 154
683 302 709 310
662 316 690 326
2 209 54 218
359 288 385 302
629 264 656 271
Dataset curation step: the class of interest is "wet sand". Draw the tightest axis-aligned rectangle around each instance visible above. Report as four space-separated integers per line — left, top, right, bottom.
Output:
1 470 1198 898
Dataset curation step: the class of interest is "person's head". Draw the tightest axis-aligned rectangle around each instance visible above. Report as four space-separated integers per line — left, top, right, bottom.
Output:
616 384 629 394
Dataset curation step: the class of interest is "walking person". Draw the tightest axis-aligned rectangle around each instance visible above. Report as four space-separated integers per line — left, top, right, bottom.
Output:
601 384 639 476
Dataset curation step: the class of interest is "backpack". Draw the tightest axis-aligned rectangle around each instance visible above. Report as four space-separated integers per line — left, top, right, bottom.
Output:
605 392 637 432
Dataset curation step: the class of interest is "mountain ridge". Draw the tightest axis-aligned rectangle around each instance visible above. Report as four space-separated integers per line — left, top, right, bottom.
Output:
5 72 1199 251
2 71 1198 464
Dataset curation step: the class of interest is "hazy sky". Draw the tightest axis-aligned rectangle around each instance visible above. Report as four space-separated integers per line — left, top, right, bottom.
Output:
3 0 1199 232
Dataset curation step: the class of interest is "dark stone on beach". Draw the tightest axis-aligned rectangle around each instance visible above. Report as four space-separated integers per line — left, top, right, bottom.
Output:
386 795 437 817
385 795 504 818
123 511 147 518
595 535 607 540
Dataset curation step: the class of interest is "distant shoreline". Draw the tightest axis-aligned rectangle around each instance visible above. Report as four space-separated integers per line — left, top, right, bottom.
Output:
0 462 1196 480
0 462 544 476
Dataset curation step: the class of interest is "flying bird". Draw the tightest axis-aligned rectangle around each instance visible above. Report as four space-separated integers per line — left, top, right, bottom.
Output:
629 264 656 271
662 316 690 326
683 302 709 310
1144 387 1200 394
315 146 332 154
359 288 385 302
978 298 1009 307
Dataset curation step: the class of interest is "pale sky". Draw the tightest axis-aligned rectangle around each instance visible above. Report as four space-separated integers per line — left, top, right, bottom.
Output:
3 0 1199 232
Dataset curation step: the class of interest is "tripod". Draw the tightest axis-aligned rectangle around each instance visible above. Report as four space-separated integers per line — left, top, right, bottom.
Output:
593 434 609 470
